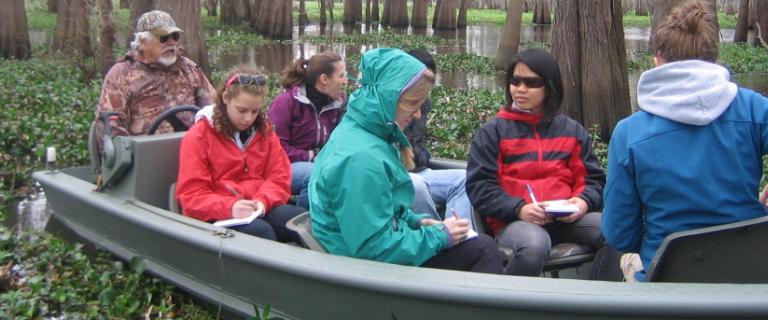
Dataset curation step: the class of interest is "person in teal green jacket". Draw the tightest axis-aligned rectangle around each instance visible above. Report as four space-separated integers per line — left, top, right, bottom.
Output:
308 48 502 273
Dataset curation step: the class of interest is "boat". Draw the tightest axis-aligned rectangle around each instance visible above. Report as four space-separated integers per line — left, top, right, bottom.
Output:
33 127 768 319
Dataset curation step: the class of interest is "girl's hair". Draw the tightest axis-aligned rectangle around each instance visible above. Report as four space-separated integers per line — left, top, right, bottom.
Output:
397 69 436 171
653 0 718 63
504 48 564 119
280 52 343 90
213 65 270 136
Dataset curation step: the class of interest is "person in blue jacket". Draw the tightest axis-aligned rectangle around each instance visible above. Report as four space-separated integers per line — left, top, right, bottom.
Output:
308 48 502 273
602 0 768 282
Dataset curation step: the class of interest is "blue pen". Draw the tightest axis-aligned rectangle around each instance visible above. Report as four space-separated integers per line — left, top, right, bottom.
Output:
525 184 539 207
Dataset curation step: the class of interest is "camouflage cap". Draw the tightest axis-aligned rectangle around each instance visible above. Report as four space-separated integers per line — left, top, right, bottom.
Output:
136 10 183 36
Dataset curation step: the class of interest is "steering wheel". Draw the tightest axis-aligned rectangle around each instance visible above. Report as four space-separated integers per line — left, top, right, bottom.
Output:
147 105 201 135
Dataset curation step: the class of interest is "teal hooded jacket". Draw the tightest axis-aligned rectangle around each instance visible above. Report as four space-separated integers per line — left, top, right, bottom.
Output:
308 48 450 266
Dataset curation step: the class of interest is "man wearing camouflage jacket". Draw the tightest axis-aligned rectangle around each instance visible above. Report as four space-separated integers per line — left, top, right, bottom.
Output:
96 10 215 136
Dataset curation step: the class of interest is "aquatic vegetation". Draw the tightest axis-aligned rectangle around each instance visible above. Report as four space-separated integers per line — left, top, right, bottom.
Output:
0 227 217 319
206 30 266 49
719 43 768 74
0 55 98 204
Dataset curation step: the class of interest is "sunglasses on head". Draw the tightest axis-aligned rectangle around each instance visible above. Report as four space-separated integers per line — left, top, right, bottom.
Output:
159 32 181 43
510 75 545 88
225 73 268 88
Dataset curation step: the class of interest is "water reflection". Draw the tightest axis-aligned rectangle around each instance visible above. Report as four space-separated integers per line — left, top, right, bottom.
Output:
30 22 766 97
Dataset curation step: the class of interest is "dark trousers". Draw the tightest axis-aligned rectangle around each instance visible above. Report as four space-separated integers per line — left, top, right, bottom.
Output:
421 234 504 274
232 204 303 243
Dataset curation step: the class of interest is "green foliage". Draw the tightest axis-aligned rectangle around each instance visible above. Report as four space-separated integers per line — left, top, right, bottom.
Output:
0 227 217 319
719 43 768 74
26 9 57 30
626 44 768 73
251 303 284 320
436 53 496 74
427 87 504 160
589 125 609 170
0 55 99 204
207 30 266 49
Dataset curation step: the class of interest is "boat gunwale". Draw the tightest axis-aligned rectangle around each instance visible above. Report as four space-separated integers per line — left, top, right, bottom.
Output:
33 169 768 318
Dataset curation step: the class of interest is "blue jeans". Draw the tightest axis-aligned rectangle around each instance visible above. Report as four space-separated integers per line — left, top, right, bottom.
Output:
410 169 475 231
291 162 313 210
496 211 605 276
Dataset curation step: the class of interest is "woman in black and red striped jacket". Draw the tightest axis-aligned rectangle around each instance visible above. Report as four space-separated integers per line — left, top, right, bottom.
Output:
467 49 612 278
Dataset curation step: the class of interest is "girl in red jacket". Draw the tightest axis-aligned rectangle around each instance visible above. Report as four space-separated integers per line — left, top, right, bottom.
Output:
176 66 303 242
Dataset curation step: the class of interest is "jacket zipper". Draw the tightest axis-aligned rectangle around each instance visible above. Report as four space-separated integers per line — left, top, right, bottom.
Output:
534 123 542 198
314 103 343 147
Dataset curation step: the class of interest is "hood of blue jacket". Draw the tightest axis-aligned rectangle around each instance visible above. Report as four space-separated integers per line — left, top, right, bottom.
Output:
637 60 738 126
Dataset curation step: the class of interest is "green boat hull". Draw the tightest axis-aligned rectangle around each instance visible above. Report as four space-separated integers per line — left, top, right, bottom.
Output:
33 133 768 319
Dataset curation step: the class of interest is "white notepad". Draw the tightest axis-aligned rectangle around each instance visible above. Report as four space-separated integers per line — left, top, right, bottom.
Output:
213 208 264 227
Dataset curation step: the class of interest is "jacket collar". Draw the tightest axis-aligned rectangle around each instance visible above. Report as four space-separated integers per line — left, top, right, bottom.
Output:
292 85 345 110
497 106 544 125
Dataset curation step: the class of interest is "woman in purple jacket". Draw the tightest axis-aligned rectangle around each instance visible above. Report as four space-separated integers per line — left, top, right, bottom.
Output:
268 52 348 209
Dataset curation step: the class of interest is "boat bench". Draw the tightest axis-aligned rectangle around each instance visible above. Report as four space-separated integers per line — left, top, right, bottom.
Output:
645 214 768 283
287 210 593 277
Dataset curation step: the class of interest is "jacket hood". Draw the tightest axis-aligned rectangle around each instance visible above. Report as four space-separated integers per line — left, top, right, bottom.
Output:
637 60 737 126
194 104 215 124
292 85 345 110
345 48 426 147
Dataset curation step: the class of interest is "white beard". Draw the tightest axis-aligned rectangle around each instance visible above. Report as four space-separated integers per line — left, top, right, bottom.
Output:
158 55 177 67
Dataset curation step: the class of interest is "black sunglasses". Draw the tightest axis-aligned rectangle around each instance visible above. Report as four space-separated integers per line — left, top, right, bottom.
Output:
510 75 545 88
159 32 181 43
225 73 268 88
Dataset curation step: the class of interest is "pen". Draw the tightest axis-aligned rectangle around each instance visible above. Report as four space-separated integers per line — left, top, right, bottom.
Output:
525 184 539 207
224 184 242 199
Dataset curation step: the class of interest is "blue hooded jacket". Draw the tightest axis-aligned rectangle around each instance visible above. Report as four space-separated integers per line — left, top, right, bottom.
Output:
602 60 768 281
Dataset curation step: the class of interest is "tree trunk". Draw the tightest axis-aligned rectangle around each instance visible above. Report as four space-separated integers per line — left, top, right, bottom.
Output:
221 0 250 25
552 0 630 139
748 0 756 29
433 0 442 28
97 0 116 78
48 0 58 12
207 0 218 16
299 0 308 26
495 0 524 69
458 0 472 27
755 0 768 47
128 0 156 47
725 0 736 14
53 0 92 56
120 0 130 9
0 0 30 59
636 0 650 16
382 0 391 25
365 0 371 23
371 0 379 22
532 0 551 24
250 0 262 30
343 0 362 24
320 0 328 27
434 0 458 30
734 0 749 43
258 0 292 39
413 0 429 28
156 1 210 75
388 0 409 27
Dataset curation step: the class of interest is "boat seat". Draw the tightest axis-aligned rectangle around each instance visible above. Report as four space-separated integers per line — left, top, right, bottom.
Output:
645 214 768 283
472 208 594 277
168 182 181 214
286 211 327 253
